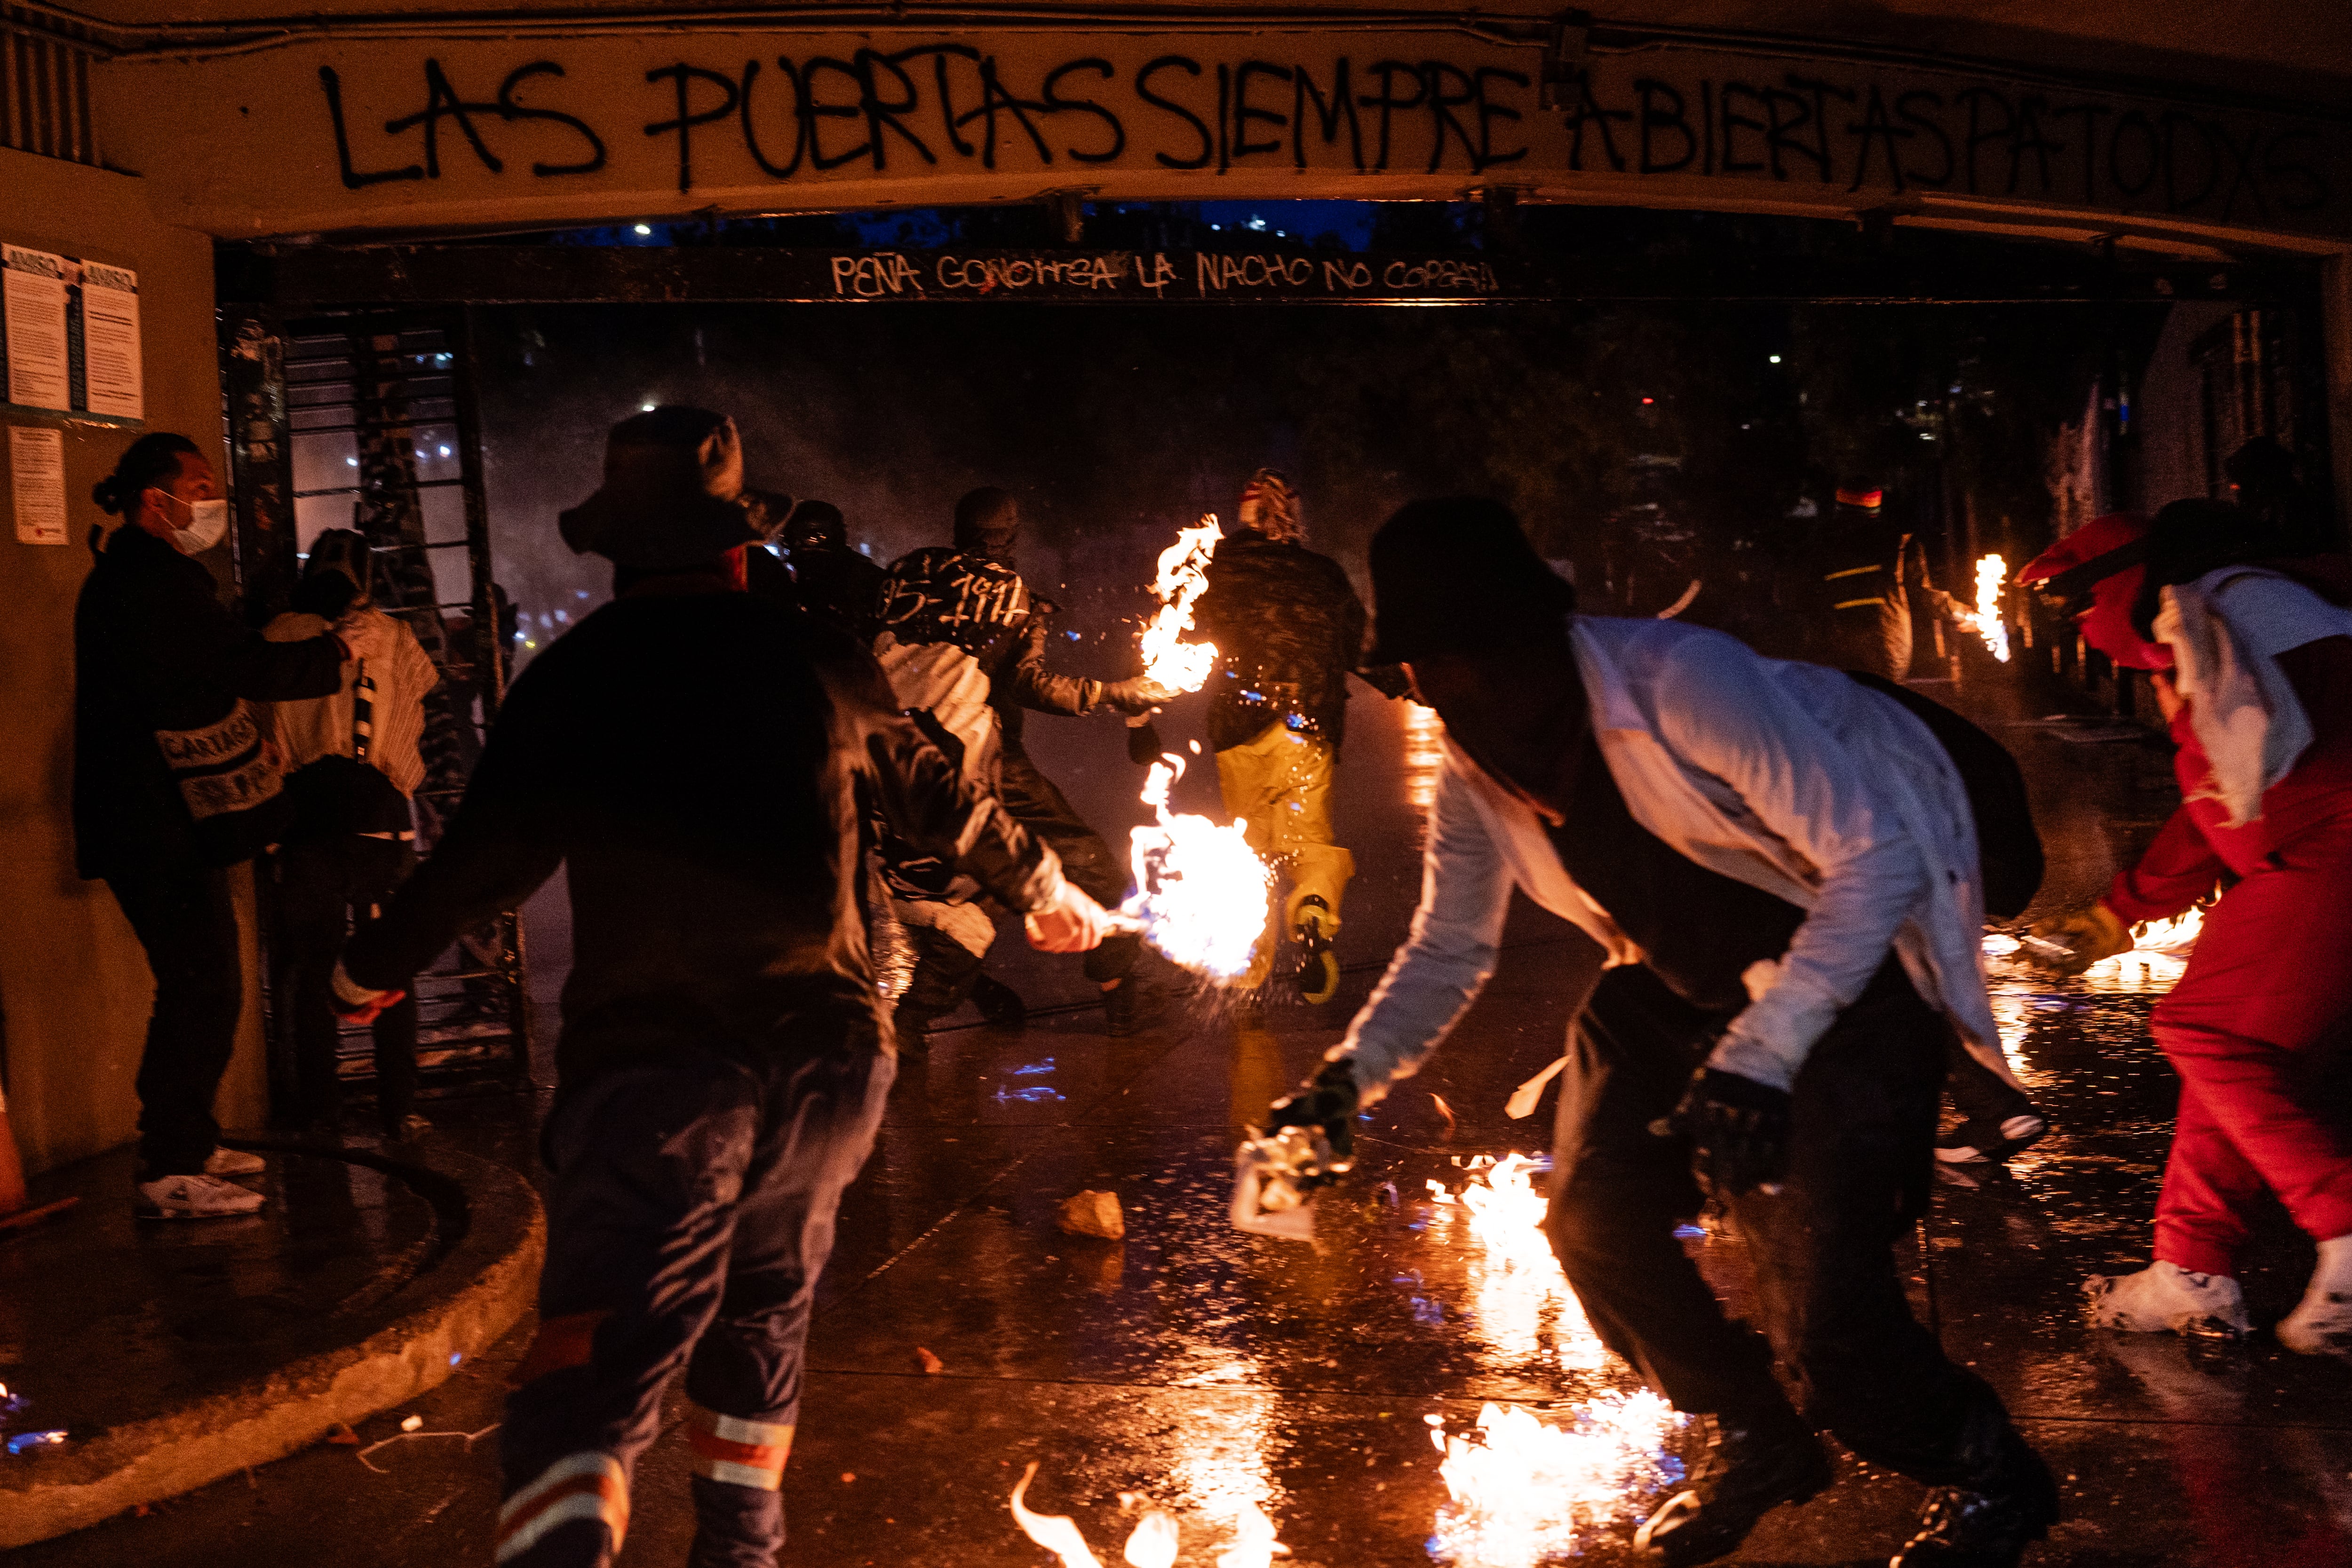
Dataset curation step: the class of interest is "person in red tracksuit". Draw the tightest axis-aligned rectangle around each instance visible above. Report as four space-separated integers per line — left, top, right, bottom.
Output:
2021 503 2352 1354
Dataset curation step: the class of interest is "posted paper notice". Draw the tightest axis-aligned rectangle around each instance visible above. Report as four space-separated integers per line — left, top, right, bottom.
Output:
79 262 142 421
3 247 72 412
11 425 67 545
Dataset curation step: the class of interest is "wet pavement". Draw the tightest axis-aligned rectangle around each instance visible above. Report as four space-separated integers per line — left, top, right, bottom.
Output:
15 669 2352 1567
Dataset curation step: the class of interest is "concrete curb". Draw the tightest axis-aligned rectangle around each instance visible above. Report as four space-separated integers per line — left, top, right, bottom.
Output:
0 1140 544 1548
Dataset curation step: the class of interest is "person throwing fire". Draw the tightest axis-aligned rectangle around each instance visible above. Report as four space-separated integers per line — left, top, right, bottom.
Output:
1192 469 1406 1000
331 407 1112 1568
2021 503 2352 1354
1261 499 2054 1567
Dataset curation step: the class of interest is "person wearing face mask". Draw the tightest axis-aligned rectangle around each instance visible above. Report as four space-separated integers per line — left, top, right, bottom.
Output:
872 487 1172 1038
1192 468 1408 1000
74 433 349 1219
2021 505 2352 1354
262 529 440 1141
1261 500 2054 1568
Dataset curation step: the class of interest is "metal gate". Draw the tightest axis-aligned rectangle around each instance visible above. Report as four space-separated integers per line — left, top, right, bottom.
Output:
221 307 534 1108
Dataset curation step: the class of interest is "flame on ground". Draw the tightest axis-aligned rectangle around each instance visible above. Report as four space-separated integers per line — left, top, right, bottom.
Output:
1213 1502 1289 1568
1124 754 1271 981
1007 1466 1286 1568
1428 1394 1684 1568
1141 516 1224 693
1124 1511 1180 1568
2082 903 2205 990
1011 1462 1105 1568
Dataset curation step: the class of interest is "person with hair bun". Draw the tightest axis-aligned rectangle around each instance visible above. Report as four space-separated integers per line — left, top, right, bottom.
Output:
74 433 348 1219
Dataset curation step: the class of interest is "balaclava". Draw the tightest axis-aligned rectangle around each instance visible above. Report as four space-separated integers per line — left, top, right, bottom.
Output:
785 499 847 554
1238 468 1303 543
953 486 1020 565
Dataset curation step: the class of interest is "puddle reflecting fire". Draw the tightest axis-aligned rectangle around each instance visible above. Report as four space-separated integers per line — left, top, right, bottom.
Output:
1422 1157 1686 1566
1427 1393 1683 1568
1425 1155 1605 1371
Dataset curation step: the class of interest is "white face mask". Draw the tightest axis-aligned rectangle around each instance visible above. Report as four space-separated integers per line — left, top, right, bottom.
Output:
155 490 230 555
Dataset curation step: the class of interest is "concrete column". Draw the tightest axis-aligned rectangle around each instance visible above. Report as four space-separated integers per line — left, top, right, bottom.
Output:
2324 253 2352 541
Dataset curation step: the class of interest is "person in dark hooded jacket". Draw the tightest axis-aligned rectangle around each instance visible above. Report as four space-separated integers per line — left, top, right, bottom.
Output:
335 406 1111 1568
75 432 347 1219
780 498 884 640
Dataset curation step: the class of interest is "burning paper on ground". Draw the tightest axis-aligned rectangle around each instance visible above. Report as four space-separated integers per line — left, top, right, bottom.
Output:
2082 904 2204 990
1124 755 1270 982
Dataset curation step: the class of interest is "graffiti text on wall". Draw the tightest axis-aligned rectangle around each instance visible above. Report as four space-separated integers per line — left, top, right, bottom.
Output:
318 48 1534 192
305 42 2340 231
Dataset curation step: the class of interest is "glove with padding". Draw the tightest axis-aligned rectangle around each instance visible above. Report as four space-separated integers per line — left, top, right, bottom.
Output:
1661 1067 1793 1199
1266 1058 1361 1163
331 960 406 1027
1102 676 1178 716
2024 901 2131 976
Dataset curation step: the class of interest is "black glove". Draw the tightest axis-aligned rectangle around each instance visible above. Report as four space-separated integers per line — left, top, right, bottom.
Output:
1126 719 1164 766
1265 1059 1360 1161
1661 1067 1793 1199
1102 676 1177 716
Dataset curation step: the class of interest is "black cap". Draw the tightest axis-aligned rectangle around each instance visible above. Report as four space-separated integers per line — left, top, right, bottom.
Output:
1365 497 1575 665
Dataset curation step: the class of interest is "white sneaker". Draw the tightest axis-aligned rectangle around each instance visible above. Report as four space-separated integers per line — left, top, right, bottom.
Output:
135 1172 267 1220
2084 1260 2250 1337
203 1146 266 1176
2278 1235 2352 1356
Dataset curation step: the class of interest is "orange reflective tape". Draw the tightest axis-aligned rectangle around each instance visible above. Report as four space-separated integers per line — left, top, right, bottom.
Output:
497 1453 629 1560
686 1426 789 1473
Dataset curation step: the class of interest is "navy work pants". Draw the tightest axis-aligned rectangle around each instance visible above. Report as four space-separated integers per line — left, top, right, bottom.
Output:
496 1037 893 1568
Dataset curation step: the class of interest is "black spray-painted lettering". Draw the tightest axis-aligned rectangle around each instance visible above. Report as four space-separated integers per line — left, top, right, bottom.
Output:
311 52 2336 226
1555 65 2334 223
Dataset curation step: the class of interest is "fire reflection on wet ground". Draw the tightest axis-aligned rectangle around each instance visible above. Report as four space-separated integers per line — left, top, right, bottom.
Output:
1420 1158 1685 1566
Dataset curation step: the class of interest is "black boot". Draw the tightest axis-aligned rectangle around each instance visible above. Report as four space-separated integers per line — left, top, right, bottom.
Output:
1635 1409 1831 1566
1103 977 1166 1037
971 972 1027 1028
890 997 939 1053
1291 896 1339 1005
1893 1426 2059 1566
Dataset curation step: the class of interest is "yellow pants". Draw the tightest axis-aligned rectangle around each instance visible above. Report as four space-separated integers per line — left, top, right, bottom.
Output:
1216 724 1355 987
